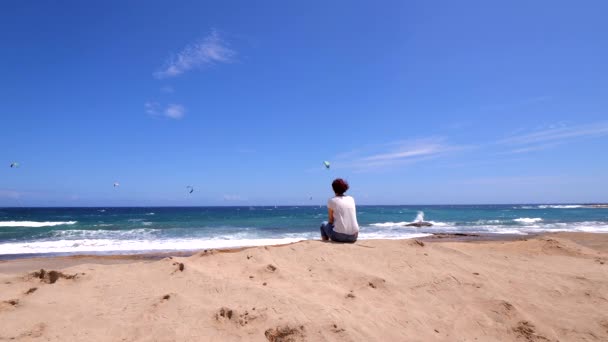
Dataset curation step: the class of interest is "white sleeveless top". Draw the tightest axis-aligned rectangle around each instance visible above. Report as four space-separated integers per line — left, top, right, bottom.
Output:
327 195 359 235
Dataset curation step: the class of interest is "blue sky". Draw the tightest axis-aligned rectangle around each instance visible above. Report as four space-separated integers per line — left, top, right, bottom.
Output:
1 0 607 206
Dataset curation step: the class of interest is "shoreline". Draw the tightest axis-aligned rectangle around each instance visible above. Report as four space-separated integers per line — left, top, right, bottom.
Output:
0 232 532 264
0 232 564 275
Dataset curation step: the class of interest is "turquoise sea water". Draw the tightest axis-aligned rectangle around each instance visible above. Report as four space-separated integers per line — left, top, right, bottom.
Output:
0 205 607 257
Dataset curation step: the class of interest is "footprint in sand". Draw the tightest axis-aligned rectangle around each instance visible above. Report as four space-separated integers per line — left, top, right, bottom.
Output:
331 324 345 333
151 293 174 309
367 278 386 290
171 262 185 273
264 325 305 342
487 299 518 323
5 299 19 306
215 307 263 327
0 299 20 312
30 269 80 284
411 240 425 247
1 287 40 313
216 307 234 321
512 321 549 341
0 323 46 340
501 301 515 312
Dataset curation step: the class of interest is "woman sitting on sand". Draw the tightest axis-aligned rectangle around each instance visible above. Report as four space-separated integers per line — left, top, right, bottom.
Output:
320 178 359 243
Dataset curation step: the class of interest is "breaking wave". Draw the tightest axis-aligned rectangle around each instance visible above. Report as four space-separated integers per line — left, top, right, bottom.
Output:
514 218 543 224
369 221 451 228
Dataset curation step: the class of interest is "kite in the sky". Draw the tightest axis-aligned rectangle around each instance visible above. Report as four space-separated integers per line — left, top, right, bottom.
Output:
186 186 194 194
10 162 19 168
323 161 330 169
309 196 313 200
113 182 120 188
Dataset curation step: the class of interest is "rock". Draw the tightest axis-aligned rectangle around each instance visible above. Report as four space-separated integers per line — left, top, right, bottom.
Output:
405 221 433 227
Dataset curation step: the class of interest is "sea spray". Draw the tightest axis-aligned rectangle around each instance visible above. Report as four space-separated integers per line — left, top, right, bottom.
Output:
414 211 424 222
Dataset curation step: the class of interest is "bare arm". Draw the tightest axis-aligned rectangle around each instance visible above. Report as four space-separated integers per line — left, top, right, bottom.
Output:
328 207 334 224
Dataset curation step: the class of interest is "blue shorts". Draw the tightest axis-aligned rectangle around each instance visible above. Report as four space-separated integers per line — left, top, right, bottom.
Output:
320 221 358 243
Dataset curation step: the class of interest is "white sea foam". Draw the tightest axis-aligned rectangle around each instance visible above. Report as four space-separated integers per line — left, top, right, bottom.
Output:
485 228 529 235
49 228 158 239
0 238 309 255
0 231 438 255
426 221 450 227
513 218 543 224
369 221 410 227
359 232 432 240
145 212 155 216
475 220 502 224
0 221 77 228
517 205 585 209
523 221 608 234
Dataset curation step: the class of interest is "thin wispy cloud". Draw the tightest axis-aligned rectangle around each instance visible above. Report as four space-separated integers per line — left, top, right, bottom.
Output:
145 102 186 120
145 101 160 115
504 143 560 154
362 144 445 162
333 138 469 172
498 122 608 153
154 30 235 79
165 104 185 119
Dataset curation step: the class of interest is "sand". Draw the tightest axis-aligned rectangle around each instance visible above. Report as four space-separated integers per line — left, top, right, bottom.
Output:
1 233 607 341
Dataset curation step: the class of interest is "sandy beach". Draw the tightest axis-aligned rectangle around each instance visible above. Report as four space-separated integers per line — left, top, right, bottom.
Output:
1 233 607 341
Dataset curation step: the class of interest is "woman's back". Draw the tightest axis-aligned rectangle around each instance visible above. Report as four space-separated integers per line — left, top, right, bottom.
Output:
327 195 359 235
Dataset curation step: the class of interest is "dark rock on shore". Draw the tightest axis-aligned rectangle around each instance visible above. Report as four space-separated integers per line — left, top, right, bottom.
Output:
431 233 480 238
405 222 433 227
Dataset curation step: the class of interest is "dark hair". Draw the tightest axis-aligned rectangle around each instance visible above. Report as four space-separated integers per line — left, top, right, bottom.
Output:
332 178 349 195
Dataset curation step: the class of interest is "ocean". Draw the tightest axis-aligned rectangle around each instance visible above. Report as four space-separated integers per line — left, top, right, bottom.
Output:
0 205 607 257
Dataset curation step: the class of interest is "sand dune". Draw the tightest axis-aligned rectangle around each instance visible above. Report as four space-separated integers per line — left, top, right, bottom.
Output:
1 233 607 341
